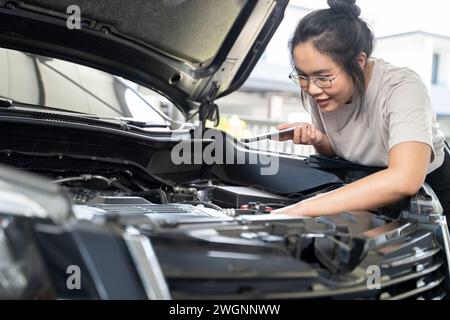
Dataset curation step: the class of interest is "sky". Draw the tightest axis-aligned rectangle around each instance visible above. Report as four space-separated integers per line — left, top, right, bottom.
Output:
291 0 450 37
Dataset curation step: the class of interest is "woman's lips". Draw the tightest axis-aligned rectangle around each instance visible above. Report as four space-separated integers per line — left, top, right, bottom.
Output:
316 98 331 108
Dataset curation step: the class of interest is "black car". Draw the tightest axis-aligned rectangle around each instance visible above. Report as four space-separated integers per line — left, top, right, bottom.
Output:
0 0 449 300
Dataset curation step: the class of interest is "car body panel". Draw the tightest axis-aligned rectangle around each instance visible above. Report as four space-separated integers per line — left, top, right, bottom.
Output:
0 0 289 115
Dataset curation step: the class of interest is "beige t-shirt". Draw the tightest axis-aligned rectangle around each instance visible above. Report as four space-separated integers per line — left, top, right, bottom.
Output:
310 58 445 174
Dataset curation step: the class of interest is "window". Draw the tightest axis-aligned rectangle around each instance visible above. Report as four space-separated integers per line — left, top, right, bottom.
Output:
432 53 440 85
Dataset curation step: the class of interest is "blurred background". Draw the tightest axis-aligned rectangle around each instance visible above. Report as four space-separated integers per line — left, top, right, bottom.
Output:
214 0 450 156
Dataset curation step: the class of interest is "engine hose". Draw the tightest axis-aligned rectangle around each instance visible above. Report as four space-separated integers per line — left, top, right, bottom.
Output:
50 174 132 193
131 189 168 204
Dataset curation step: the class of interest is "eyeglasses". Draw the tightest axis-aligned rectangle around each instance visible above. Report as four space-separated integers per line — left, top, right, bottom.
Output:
289 70 342 89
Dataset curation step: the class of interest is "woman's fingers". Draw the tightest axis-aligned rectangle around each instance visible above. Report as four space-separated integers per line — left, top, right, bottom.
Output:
293 126 302 144
310 124 316 142
277 123 322 145
301 125 309 144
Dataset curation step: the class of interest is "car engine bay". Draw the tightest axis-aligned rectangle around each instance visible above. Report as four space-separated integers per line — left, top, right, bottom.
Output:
0 120 449 300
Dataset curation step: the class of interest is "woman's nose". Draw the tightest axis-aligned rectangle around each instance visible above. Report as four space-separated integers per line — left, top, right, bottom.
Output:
306 81 324 96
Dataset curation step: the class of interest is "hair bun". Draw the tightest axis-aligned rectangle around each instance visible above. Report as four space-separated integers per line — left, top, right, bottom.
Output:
327 0 361 18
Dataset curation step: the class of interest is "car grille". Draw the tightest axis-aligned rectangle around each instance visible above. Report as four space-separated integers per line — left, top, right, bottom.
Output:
153 221 450 300
376 230 447 300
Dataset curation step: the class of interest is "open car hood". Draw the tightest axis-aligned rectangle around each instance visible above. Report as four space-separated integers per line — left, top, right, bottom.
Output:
0 0 288 116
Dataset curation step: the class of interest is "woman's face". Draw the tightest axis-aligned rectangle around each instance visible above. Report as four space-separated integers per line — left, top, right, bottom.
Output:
293 41 354 112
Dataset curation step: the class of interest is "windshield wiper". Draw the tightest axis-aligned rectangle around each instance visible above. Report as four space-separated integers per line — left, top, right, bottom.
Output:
0 97 170 129
0 97 92 115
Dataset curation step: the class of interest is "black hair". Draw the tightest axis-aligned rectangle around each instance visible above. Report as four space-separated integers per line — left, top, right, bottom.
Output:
289 0 374 126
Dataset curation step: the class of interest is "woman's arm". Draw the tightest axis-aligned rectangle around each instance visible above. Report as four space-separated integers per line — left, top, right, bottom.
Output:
274 142 431 217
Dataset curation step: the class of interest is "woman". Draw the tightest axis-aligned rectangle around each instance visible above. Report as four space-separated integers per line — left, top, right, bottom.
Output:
273 0 450 217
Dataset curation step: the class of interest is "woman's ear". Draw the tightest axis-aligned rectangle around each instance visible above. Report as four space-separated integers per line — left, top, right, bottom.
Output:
355 52 368 70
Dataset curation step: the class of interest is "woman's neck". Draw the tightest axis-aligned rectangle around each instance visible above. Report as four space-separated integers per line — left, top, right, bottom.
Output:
345 59 375 105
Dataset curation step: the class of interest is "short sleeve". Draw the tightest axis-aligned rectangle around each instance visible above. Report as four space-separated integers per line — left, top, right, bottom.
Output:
386 81 435 161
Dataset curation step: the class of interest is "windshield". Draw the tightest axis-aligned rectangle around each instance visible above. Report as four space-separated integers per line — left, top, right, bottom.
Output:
0 47 183 123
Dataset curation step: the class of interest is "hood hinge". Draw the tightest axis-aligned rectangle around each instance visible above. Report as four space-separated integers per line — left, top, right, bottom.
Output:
198 82 220 129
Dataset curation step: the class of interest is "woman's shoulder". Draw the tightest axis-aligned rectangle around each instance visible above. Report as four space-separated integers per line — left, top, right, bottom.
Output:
372 58 426 89
367 58 432 124
370 58 429 100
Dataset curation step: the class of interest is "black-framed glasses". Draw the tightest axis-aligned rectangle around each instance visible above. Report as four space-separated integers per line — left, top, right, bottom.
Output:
289 70 342 89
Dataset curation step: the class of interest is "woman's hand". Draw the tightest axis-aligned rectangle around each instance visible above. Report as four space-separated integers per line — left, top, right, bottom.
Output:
276 122 325 146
